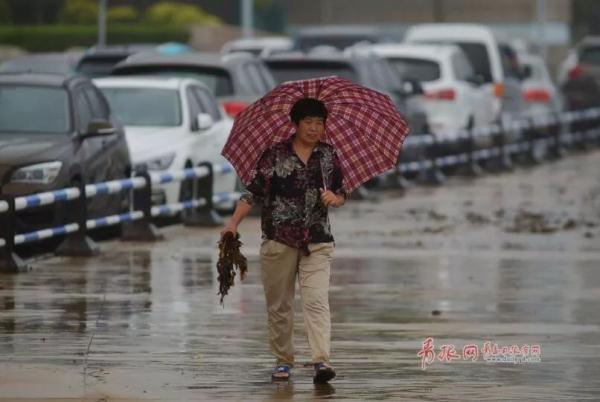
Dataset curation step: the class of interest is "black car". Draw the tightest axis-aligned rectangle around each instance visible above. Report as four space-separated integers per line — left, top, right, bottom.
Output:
0 73 131 232
263 50 429 135
560 36 600 111
293 26 393 52
75 44 159 78
112 52 276 117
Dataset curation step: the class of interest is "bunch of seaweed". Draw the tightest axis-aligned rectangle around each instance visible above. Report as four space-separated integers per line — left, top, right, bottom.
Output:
216 232 248 305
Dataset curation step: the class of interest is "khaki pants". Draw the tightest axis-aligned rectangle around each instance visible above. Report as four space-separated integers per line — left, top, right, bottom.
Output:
260 240 334 366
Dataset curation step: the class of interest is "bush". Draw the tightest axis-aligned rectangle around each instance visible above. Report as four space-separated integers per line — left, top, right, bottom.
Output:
107 6 139 23
0 24 189 52
61 0 98 24
144 2 222 26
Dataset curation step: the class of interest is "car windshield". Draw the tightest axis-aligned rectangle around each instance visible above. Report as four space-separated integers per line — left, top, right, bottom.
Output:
387 57 441 82
579 46 600 65
0 85 70 134
100 87 182 127
115 66 234 96
413 40 492 82
455 42 492 82
266 61 358 84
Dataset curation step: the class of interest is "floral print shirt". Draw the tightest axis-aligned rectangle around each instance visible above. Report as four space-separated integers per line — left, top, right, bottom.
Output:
240 135 345 254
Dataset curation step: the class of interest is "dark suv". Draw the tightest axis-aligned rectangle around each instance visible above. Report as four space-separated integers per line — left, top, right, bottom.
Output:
263 50 429 135
75 44 158 78
560 36 600 110
0 73 131 231
112 52 276 117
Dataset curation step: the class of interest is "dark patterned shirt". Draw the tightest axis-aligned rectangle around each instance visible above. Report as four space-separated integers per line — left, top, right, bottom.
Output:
240 135 345 253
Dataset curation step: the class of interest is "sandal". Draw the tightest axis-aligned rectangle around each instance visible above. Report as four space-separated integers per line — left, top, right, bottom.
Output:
313 362 336 383
271 364 291 380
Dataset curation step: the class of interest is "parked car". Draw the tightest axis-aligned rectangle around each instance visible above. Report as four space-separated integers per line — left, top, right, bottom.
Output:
404 23 528 129
221 36 293 57
94 76 237 211
111 52 276 117
0 73 131 232
75 44 159 78
558 36 600 110
263 49 429 135
0 52 83 76
520 54 563 116
293 26 392 52
369 43 496 144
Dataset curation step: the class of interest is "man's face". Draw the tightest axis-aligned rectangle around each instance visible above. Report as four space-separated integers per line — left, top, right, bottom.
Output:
296 116 325 145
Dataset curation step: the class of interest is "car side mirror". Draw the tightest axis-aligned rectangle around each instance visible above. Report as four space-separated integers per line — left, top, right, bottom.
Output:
197 113 214 130
83 119 116 138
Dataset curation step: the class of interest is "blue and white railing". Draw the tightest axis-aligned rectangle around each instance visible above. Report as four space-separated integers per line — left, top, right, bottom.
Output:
0 161 239 272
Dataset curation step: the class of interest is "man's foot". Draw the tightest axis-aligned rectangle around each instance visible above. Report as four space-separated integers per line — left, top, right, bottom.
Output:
271 364 291 380
313 362 336 383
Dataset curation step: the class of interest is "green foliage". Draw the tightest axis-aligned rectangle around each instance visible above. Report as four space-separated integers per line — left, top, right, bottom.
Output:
107 5 139 23
60 0 98 24
143 2 222 26
0 24 188 52
0 0 11 23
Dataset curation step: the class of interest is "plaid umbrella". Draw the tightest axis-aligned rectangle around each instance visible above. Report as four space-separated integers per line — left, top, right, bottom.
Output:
222 76 410 193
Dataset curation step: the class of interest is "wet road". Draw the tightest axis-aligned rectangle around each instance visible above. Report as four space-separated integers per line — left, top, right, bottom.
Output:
1 151 600 401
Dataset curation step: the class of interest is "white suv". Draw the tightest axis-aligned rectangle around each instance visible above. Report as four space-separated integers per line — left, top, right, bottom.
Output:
404 23 527 128
94 76 237 210
370 43 495 142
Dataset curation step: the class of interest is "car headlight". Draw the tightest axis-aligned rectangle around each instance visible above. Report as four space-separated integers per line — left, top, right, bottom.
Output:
139 153 176 171
10 161 63 184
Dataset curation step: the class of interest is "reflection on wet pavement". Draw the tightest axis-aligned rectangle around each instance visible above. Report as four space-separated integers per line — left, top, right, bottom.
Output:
0 151 599 400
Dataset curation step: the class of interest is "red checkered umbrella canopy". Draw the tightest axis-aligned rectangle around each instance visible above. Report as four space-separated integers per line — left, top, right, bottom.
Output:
221 76 410 193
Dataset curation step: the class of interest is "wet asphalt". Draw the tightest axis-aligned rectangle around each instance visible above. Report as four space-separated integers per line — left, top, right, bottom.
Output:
1 150 599 401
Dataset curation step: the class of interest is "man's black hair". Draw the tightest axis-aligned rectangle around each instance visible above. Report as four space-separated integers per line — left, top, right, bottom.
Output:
289 98 328 125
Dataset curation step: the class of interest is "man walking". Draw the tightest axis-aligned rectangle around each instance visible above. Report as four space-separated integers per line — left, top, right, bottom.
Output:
221 98 346 383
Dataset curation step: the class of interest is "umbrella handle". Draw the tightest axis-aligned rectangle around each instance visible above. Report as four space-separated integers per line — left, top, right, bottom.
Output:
320 159 327 191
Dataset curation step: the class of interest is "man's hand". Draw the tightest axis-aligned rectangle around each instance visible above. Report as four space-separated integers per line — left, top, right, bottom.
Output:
320 188 345 208
220 221 238 238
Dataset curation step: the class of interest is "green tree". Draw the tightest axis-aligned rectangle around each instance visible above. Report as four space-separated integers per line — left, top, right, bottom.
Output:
143 2 222 26
60 0 97 24
107 5 139 23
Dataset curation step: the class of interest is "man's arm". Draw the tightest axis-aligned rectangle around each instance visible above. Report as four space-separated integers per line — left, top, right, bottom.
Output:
221 199 253 237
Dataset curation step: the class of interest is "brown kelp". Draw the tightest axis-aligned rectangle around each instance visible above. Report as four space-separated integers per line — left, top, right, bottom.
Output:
217 232 248 305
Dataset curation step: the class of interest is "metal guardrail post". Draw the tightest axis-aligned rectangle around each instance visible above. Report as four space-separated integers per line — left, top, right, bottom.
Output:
183 162 223 227
524 118 543 165
593 109 600 147
463 127 482 176
550 112 566 159
0 196 27 273
492 122 513 171
121 171 164 241
572 111 590 151
55 180 99 257
418 136 445 185
582 110 597 149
